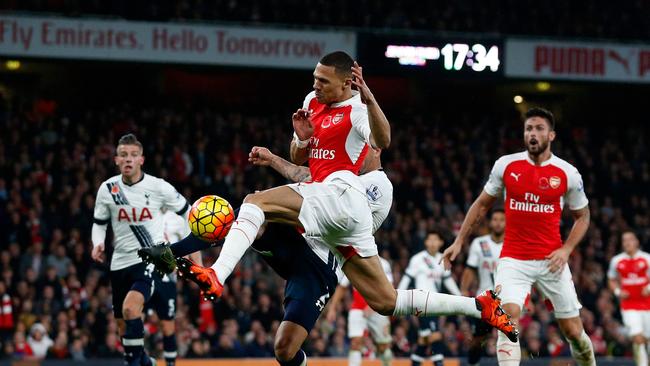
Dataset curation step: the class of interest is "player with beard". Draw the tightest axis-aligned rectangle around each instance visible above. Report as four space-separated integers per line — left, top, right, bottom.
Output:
442 108 595 366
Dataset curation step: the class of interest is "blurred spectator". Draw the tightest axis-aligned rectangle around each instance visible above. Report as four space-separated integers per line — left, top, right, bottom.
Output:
26 323 53 359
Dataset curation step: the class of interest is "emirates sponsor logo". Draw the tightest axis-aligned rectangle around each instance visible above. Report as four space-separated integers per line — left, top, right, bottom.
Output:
509 192 555 213
309 148 336 160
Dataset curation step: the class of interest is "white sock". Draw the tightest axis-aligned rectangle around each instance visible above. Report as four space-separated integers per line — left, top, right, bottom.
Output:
349 350 362 366
378 348 392 366
496 331 521 366
393 289 481 318
568 330 595 366
633 342 648 366
211 203 264 283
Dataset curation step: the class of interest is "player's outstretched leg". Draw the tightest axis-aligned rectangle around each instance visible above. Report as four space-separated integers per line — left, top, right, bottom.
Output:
342 255 518 342
138 234 213 274
177 186 302 299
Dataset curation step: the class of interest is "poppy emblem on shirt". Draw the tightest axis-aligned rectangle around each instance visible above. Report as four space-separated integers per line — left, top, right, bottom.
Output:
549 176 561 189
111 185 120 194
539 177 549 190
321 115 332 128
332 112 344 125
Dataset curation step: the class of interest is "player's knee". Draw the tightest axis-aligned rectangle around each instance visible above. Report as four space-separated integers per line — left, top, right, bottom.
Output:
632 335 646 344
376 343 389 353
274 334 298 362
368 298 395 316
243 192 264 206
122 304 139 320
560 322 583 341
350 337 362 350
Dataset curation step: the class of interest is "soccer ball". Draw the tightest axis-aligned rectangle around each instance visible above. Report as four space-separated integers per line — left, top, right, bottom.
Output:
188 195 235 242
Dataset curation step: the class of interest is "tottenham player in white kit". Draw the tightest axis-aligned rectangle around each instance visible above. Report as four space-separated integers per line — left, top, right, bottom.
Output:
460 209 505 366
91 134 190 366
442 108 595 366
608 231 650 366
399 231 462 366
177 52 516 363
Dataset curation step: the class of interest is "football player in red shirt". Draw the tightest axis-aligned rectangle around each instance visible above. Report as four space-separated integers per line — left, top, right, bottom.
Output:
443 108 595 366
608 231 650 366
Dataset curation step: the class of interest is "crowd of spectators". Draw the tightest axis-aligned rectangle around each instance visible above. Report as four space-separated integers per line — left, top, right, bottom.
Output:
2 0 650 41
0 93 648 362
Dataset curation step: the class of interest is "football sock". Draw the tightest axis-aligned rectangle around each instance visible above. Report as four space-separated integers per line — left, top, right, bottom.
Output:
568 330 595 366
468 343 482 365
277 349 306 366
496 331 521 366
410 344 427 366
633 342 648 366
211 203 265 283
122 319 146 366
377 348 393 366
163 334 177 366
170 233 212 257
431 352 444 366
349 350 362 366
393 289 481 318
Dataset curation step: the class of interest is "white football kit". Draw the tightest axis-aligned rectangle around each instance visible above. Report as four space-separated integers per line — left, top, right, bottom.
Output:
93 173 189 271
466 234 503 294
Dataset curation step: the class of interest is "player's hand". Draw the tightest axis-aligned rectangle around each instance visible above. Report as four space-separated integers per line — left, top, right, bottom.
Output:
546 247 570 273
249 146 275 166
292 108 313 141
441 241 462 270
641 286 650 297
351 61 376 105
91 243 105 263
620 289 631 299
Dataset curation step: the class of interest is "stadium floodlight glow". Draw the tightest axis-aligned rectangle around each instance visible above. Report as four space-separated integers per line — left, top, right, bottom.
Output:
514 95 524 104
536 81 551 91
5 60 20 70
385 45 441 66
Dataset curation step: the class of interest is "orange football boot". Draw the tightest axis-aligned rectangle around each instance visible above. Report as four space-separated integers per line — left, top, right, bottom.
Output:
475 289 519 342
176 257 223 301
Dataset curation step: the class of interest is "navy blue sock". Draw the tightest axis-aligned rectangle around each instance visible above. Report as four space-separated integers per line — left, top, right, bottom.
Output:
170 233 213 257
123 319 147 366
431 341 444 366
411 344 428 366
468 344 482 364
163 335 177 366
277 349 305 366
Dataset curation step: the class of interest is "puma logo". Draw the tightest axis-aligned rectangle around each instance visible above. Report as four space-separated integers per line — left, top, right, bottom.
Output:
414 308 423 316
510 172 521 182
498 349 513 356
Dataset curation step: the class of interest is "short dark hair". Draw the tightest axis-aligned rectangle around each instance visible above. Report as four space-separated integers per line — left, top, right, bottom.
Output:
427 230 444 240
319 51 354 78
117 133 143 151
525 107 555 130
489 208 505 218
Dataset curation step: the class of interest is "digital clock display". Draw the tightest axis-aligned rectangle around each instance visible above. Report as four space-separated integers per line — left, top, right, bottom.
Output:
357 33 503 78
384 43 500 72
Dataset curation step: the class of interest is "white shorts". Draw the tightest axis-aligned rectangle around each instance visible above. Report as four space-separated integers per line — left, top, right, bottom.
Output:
289 179 376 264
622 310 650 337
348 309 392 344
494 257 582 319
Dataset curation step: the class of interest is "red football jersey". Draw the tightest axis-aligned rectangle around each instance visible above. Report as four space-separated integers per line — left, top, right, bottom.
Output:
297 91 370 183
608 251 650 310
484 152 588 260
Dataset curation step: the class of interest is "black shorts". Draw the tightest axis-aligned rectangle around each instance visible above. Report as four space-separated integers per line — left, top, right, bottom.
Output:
110 262 154 318
147 272 177 320
418 315 439 337
252 224 339 333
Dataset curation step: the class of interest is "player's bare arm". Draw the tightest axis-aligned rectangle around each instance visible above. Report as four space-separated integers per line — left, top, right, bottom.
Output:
325 285 346 322
608 277 630 299
442 191 497 269
249 146 312 183
546 205 590 273
351 61 391 149
289 109 312 164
